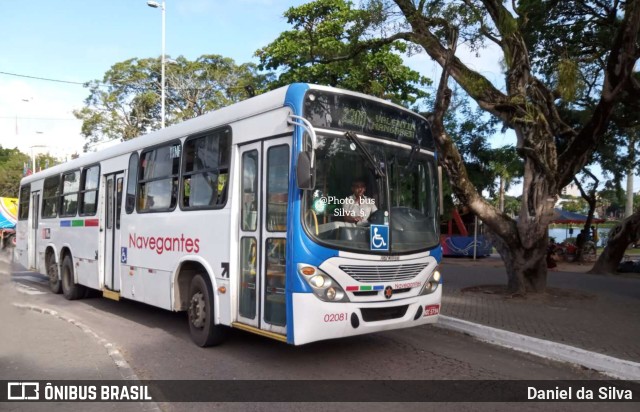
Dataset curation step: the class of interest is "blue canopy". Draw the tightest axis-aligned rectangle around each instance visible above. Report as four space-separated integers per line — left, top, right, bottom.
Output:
552 208 605 224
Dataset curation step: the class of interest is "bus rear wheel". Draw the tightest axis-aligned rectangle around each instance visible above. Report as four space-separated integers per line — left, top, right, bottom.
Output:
61 255 86 300
187 274 226 347
47 255 62 294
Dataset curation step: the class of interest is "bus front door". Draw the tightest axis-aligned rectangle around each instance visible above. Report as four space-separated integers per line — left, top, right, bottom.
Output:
104 173 124 292
237 138 290 336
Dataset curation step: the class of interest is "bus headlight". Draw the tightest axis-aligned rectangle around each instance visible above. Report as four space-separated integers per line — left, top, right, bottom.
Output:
298 263 349 302
309 275 328 288
420 268 441 295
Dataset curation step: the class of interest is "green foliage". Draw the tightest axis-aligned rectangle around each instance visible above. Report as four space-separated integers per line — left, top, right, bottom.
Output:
437 94 522 197
561 197 588 214
256 0 430 107
0 146 29 197
521 1 639 181
490 194 521 216
556 59 582 103
74 55 272 149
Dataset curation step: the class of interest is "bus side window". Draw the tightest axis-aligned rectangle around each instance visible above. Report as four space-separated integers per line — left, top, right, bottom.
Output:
137 142 180 212
18 184 31 220
181 127 230 210
42 175 60 218
79 165 100 216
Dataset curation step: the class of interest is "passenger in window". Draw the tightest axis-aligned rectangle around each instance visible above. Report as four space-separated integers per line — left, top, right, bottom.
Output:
343 180 377 226
183 177 191 207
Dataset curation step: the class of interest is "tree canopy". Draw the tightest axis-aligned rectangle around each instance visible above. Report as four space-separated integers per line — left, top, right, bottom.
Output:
0 147 58 197
256 0 431 107
74 54 272 149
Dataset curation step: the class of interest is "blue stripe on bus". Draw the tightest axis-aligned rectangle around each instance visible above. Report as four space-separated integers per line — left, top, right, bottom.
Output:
60 220 71 227
285 83 314 344
284 83 310 116
430 244 443 264
373 285 384 291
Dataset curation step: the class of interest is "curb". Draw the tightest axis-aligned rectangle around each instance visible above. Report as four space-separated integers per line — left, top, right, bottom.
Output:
13 303 161 411
437 315 640 380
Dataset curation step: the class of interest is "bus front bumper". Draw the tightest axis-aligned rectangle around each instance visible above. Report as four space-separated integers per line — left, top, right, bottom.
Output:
291 287 442 345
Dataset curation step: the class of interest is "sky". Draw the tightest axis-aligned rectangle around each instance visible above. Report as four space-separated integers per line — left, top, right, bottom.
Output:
1 0 637 194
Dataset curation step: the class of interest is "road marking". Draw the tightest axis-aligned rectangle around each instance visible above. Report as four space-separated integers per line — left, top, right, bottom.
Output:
12 274 47 284
15 283 46 295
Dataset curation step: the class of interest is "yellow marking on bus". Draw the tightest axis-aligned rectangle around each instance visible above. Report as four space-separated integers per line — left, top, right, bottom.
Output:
102 289 120 301
231 322 287 343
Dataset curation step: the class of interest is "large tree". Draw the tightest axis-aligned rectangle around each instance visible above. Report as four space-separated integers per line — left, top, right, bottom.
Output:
256 0 431 107
74 55 271 149
523 2 640 269
264 0 639 293
409 0 638 293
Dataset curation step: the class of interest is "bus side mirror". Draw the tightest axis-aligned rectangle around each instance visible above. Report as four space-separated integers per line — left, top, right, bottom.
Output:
296 152 315 190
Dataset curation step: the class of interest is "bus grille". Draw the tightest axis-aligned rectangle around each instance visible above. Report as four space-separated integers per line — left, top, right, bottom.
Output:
339 263 427 283
360 305 408 322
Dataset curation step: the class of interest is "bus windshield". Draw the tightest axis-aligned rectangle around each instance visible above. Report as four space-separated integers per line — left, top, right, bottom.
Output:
302 133 439 254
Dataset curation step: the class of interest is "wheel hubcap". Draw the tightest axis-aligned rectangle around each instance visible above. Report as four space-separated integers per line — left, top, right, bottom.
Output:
189 291 206 329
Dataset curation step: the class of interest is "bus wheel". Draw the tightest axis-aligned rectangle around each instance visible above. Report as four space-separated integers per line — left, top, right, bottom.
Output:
187 274 226 347
47 256 62 294
61 255 85 300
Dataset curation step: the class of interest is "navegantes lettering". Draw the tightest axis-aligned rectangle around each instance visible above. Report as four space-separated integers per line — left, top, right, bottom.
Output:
129 233 200 255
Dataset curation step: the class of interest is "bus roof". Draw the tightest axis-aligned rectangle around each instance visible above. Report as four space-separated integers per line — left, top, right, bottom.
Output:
20 83 425 185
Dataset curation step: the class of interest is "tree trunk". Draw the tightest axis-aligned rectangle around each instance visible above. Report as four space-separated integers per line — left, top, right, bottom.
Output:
589 210 640 274
491 232 548 294
499 175 505 212
575 198 596 262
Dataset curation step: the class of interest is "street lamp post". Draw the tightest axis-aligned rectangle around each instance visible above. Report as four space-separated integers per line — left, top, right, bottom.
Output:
30 142 46 174
147 0 166 129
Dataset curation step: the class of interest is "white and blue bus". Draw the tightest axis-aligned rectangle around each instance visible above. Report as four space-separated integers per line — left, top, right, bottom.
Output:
15 83 442 346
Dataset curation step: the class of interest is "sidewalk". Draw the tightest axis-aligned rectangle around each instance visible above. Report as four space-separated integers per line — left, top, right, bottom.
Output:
0 250 157 411
440 254 640 367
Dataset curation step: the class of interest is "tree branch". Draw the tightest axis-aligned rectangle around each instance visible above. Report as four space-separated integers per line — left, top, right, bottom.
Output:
558 0 640 188
427 23 515 241
310 32 416 64
393 0 509 119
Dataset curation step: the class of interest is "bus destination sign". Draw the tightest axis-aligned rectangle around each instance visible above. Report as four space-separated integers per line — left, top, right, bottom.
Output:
303 90 434 150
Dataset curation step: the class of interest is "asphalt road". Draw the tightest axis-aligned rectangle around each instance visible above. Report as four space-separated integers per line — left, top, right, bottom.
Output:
2 251 637 411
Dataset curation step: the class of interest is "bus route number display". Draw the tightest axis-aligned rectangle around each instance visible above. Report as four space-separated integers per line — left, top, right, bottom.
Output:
303 90 434 150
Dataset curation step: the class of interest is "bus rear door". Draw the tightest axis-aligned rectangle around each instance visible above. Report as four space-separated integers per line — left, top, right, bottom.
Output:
28 191 39 270
104 172 124 293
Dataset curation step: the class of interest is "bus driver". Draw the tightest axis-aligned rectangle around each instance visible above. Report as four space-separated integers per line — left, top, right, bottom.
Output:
343 180 377 226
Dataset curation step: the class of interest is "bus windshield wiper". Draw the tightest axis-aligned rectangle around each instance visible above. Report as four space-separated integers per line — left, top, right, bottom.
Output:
345 131 386 178
405 144 420 171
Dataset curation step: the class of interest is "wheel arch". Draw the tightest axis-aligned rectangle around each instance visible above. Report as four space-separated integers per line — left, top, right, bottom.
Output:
172 257 219 316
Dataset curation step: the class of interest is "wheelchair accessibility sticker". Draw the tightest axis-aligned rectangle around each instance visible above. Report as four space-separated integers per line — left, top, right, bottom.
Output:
370 224 389 251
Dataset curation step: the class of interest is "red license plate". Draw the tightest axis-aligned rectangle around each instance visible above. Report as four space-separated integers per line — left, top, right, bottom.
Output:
424 304 440 317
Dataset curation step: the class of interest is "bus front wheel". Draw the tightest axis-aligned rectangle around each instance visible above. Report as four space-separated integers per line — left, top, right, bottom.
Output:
188 274 226 347
61 255 86 300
